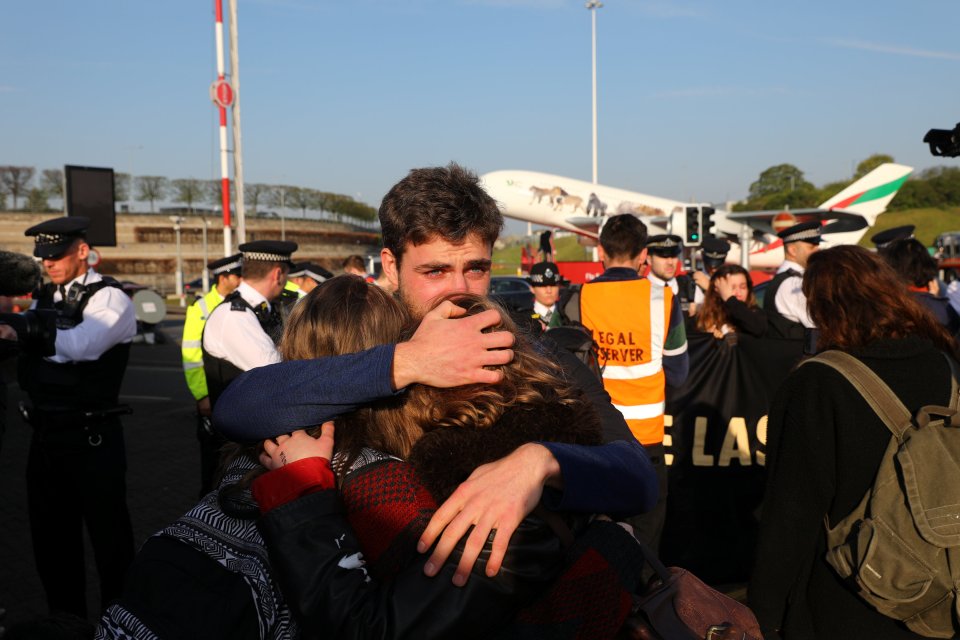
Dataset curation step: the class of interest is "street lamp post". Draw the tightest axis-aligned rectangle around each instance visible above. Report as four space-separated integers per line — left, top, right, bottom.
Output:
170 216 185 307
586 1 603 185
201 217 211 293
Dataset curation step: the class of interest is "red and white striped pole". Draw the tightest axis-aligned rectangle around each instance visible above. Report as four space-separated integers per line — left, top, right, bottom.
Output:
213 0 232 257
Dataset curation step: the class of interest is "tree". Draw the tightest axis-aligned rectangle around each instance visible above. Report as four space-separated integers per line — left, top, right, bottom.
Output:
747 164 812 200
243 183 270 215
41 169 64 203
267 184 294 215
287 186 315 217
854 154 895 179
205 179 235 211
114 172 131 204
136 176 169 213
26 187 49 212
0 166 35 210
172 178 205 213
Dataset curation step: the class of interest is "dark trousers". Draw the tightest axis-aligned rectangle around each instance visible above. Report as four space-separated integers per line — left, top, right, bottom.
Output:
624 443 668 554
197 414 228 497
26 420 135 619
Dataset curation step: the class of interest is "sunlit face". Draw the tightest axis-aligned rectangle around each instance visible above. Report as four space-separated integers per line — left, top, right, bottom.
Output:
647 252 680 281
790 241 820 269
382 234 492 318
532 284 559 308
42 240 89 285
218 273 241 295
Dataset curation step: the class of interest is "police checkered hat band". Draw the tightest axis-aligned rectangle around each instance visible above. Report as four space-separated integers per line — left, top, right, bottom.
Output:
243 251 289 262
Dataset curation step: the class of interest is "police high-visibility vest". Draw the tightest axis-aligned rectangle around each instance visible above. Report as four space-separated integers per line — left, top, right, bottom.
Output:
580 277 673 445
182 288 225 401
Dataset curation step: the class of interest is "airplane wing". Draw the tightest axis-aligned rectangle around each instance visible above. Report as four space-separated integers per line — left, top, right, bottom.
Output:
724 208 867 235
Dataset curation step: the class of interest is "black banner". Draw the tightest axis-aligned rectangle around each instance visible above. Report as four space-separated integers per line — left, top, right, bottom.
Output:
661 331 804 583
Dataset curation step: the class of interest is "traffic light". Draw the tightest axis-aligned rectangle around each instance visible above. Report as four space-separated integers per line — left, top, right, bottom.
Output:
701 206 715 239
685 206 701 244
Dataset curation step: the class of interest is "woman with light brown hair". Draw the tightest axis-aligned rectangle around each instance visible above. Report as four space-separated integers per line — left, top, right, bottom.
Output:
749 245 959 639
251 275 646 638
694 264 766 338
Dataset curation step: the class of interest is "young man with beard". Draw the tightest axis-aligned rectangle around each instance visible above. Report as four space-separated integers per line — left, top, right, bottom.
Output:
215 164 656 583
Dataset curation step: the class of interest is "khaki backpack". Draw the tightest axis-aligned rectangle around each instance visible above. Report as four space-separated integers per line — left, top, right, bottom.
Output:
803 350 960 638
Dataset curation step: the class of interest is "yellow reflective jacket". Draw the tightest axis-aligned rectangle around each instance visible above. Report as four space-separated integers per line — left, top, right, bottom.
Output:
182 288 225 401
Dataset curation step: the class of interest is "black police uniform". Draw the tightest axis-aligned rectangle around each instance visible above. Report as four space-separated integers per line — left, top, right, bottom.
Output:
18 217 136 618
201 240 296 410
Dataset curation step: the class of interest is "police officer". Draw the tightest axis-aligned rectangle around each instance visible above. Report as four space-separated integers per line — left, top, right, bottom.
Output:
764 221 822 339
181 253 241 494
19 216 137 618
645 234 684 295
202 240 297 409
871 224 915 256
288 261 333 295
690 237 731 314
527 261 566 328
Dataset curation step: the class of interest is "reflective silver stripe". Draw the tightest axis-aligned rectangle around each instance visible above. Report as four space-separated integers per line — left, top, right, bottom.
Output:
650 284 666 363
182 340 202 349
198 298 210 319
663 342 688 357
182 361 203 370
603 361 663 380
613 401 665 421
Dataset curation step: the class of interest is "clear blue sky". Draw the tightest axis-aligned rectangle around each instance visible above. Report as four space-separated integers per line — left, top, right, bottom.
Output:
3 1 959 233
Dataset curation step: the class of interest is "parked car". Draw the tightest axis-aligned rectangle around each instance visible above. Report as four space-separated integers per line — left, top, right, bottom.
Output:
183 278 204 296
489 276 534 311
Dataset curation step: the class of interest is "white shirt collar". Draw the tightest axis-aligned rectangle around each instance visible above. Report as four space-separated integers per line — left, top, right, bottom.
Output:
647 273 679 294
533 301 556 318
237 280 269 310
778 259 805 275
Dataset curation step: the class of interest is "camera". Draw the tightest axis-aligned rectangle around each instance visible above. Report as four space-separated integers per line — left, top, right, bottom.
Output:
0 310 57 359
924 124 960 157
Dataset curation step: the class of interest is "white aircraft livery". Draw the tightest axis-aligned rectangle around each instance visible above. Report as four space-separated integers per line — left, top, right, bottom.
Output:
481 163 913 269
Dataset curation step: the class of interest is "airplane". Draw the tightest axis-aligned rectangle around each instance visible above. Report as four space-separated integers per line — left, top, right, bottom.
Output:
480 163 913 270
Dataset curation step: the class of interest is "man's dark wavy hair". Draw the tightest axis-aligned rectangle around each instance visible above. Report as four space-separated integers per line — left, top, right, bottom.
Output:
599 213 648 260
379 163 503 264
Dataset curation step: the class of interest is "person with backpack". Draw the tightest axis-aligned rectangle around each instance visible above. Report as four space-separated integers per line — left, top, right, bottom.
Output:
749 245 960 639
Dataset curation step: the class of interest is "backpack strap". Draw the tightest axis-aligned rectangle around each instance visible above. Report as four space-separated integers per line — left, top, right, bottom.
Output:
803 350 913 442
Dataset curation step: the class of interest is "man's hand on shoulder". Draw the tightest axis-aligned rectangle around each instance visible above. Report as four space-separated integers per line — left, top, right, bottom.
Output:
418 442 561 586
392 300 515 390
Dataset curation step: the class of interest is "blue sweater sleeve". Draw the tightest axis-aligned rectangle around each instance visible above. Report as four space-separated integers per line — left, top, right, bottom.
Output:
213 344 398 442
539 439 657 517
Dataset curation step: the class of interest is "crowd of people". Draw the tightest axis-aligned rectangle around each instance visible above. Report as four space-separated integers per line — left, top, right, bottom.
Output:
1 162 959 639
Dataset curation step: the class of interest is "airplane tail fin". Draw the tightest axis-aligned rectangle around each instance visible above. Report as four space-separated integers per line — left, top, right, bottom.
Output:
817 162 913 226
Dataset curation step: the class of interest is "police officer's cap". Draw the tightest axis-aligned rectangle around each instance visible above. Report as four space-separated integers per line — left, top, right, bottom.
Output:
24 216 90 259
870 225 915 250
238 240 298 266
527 261 562 286
777 221 822 245
289 261 333 284
646 234 683 257
700 237 731 262
208 253 243 277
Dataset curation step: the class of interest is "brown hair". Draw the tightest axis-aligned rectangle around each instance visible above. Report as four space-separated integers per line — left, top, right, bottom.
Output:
695 264 756 334
400 294 588 437
378 163 503 265
881 238 938 288
599 214 647 261
242 260 288 281
804 245 958 355
340 254 366 272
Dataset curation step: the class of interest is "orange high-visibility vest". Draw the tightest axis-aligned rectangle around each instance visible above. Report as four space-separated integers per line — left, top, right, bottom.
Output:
580 278 673 445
